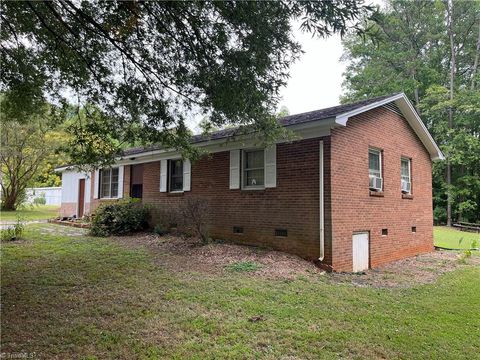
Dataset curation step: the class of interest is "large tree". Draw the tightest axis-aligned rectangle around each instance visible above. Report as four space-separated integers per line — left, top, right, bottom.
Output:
341 0 480 224
1 0 373 166
0 101 64 210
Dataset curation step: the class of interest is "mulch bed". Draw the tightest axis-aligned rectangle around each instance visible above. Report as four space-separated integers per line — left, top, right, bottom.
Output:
111 233 479 288
48 218 90 228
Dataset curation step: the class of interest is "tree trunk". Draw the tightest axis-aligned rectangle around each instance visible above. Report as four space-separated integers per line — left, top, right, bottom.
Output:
471 21 480 90
446 0 455 227
1 192 17 211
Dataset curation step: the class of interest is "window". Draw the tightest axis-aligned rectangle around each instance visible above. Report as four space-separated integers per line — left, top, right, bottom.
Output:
100 168 119 198
243 149 264 188
169 159 183 192
369 148 383 191
369 149 382 178
401 158 411 193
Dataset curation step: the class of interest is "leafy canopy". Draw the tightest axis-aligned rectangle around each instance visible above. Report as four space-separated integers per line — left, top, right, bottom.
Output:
341 0 480 223
1 0 373 166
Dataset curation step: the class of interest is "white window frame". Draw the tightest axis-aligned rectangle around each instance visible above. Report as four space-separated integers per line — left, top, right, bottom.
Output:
368 148 382 178
99 167 119 199
401 157 412 194
242 148 265 190
168 158 184 193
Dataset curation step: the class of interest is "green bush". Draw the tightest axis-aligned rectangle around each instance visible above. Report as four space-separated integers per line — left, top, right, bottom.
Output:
33 194 46 205
433 206 447 225
153 224 169 236
90 199 150 237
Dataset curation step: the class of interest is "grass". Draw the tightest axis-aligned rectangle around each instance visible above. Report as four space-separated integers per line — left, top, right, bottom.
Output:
1 224 479 359
225 261 261 272
434 226 479 250
0 205 59 222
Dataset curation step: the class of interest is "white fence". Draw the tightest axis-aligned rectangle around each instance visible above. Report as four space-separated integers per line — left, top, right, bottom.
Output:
26 187 62 206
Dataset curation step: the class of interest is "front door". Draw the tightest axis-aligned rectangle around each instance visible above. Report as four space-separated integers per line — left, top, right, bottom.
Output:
78 179 85 218
352 232 369 272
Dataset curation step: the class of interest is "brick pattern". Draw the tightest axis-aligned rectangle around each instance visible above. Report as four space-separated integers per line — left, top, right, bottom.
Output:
329 107 433 271
139 137 332 263
60 202 76 217
59 202 91 217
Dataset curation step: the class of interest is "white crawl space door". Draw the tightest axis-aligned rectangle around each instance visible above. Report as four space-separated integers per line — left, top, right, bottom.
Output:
352 232 369 272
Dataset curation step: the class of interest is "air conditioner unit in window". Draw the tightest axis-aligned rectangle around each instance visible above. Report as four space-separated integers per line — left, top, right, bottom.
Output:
369 175 383 191
401 179 411 193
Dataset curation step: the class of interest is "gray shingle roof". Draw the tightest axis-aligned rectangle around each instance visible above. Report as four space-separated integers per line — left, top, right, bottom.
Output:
122 93 400 157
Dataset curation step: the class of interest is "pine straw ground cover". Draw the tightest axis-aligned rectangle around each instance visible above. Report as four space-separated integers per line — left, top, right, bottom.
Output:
1 224 479 359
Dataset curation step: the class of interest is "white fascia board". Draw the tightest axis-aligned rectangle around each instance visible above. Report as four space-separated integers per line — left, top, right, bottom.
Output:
393 97 444 161
115 121 332 166
54 165 78 173
335 93 405 126
334 93 444 161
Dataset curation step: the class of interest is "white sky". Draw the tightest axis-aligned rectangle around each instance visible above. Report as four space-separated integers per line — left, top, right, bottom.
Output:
279 0 384 115
279 31 346 114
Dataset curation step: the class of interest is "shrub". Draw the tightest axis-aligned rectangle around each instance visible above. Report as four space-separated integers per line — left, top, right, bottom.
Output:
150 206 180 232
179 197 210 243
433 206 447 225
90 199 150 237
1 216 25 241
33 194 46 205
153 224 169 236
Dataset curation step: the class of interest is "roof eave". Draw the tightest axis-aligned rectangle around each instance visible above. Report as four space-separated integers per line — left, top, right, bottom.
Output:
334 93 444 161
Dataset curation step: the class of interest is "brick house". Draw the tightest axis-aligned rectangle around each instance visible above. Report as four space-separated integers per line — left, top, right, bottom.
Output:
57 93 443 272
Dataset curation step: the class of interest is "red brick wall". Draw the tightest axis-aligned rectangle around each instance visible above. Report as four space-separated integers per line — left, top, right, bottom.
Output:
330 107 434 271
60 203 76 217
141 137 332 263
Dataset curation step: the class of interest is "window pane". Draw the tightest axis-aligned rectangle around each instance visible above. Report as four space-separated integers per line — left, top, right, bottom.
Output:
111 168 119 197
245 169 264 186
101 183 110 198
245 150 264 169
401 159 410 177
169 160 183 191
369 150 381 177
111 182 118 197
100 169 111 198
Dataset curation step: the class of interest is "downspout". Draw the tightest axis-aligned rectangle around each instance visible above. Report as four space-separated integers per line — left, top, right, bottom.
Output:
319 140 325 261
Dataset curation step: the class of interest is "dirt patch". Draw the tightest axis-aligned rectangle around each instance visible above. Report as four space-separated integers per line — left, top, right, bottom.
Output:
112 233 323 280
329 250 480 288
111 233 479 286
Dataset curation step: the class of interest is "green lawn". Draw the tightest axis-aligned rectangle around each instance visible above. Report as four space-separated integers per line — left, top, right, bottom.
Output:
434 226 479 250
2 225 479 359
0 205 59 222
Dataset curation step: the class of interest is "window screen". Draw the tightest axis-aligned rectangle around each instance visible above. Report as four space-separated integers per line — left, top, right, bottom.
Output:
369 149 381 178
243 149 264 187
100 168 119 198
169 159 183 192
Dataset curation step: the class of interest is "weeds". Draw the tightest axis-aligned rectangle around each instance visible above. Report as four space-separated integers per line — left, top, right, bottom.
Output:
225 261 261 273
1 216 25 241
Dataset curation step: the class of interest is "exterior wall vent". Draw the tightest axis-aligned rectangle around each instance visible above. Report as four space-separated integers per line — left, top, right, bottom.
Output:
233 226 243 234
275 228 288 237
411 226 417 233
382 102 404 117
381 228 388 236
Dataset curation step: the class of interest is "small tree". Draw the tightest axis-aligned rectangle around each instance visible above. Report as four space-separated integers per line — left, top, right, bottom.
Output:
179 197 210 244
